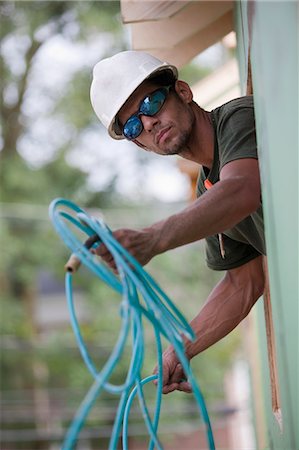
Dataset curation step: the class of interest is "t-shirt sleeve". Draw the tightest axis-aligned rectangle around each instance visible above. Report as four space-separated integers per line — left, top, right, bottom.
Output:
205 233 261 271
216 99 258 171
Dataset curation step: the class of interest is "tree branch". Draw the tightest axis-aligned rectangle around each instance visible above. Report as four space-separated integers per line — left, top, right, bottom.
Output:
1 38 43 159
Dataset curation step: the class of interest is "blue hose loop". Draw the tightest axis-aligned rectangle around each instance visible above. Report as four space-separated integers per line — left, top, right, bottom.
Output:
49 198 215 450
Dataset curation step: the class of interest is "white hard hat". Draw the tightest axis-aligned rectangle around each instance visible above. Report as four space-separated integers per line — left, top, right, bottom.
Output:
90 50 178 140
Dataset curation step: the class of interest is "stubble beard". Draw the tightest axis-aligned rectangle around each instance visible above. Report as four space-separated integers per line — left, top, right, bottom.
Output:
163 118 194 156
162 129 190 155
162 105 195 156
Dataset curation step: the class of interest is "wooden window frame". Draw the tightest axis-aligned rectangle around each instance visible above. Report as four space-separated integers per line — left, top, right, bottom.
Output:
247 51 282 431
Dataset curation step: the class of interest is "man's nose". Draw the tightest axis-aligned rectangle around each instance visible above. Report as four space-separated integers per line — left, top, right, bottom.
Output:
141 114 159 133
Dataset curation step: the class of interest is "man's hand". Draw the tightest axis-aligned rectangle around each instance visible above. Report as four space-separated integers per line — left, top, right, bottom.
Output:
153 347 192 394
94 228 161 271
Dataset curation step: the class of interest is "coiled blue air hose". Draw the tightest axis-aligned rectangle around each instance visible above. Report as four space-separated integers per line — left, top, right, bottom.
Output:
49 198 215 450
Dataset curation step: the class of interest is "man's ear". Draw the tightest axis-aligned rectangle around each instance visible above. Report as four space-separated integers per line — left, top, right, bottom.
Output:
174 80 193 104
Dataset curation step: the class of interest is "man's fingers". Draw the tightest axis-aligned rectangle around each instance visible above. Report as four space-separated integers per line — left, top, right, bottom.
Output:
177 381 192 393
91 244 118 270
162 381 192 394
162 383 179 394
168 363 186 384
152 365 158 385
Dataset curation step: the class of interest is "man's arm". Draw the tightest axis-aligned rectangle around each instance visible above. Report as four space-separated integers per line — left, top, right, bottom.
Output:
155 255 265 394
97 158 261 269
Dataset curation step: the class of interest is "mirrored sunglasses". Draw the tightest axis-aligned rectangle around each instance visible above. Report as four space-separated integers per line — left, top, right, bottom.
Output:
122 85 172 140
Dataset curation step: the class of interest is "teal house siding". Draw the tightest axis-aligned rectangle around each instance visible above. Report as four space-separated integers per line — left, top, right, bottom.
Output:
235 1 298 449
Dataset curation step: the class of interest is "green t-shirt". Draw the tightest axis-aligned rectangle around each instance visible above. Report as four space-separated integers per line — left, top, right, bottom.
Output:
196 96 266 271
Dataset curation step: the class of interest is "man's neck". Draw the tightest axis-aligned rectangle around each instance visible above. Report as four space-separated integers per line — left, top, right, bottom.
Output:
180 106 214 169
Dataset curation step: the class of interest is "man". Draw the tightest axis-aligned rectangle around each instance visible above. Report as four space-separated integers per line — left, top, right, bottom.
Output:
90 50 265 394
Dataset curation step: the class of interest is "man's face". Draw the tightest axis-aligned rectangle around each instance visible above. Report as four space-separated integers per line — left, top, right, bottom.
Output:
117 80 194 155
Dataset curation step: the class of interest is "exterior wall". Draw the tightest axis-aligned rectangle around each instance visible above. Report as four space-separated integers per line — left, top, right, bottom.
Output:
235 1 298 449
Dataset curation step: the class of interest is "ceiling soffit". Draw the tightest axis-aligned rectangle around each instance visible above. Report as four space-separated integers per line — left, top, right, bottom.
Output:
121 1 234 67
121 1 190 23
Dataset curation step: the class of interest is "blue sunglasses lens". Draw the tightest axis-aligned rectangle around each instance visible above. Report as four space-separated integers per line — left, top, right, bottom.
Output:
123 115 143 140
140 89 168 116
123 86 170 140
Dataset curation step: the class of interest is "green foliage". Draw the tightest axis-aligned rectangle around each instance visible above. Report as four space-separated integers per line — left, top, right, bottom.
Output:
1 153 86 203
179 62 212 86
75 1 122 37
0 296 30 338
0 2 129 442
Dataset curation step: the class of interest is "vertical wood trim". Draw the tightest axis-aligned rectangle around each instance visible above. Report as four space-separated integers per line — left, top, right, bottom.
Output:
246 47 253 95
263 257 283 431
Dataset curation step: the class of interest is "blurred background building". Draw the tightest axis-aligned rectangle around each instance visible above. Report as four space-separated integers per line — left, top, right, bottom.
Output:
1 1 298 449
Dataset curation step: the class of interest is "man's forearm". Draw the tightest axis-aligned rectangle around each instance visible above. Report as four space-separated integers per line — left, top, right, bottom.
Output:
99 162 261 270
149 177 261 256
173 256 264 359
